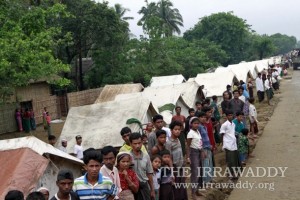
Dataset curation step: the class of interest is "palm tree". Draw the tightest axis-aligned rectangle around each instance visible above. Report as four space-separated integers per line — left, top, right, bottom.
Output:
114 3 134 21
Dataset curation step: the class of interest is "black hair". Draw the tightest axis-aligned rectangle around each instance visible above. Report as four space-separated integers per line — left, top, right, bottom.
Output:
48 135 56 140
129 132 142 143
26 192 45 200
238 86 244 91
258 72 261 75
151 154 162 162
159 149 171 157
188 108 195 113
83 149 103 165
195 101 201 105
241 128 249 136
156 129 167 138
236 111 244 116
226 84 231 88
204 98 211 104
169 120 182 130
232 90 239 94
120 127 131 136
249 97 255 104
152 114 163 122
5 190 24 200
141 133 147 139
175 106 181 110
226 111 234 116
83 148 95 157
212 95 217 101
196 111 206 118
101 146 117 157
202 106 211 113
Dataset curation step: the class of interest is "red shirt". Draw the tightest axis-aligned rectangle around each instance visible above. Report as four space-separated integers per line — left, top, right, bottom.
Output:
172 115 186 127
119 169 139 191
204 119 215 149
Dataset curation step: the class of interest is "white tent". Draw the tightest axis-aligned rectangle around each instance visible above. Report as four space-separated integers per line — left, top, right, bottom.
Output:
149 74 186 87
0 136 83 199
116 81 203 124
195 71 238 99
61 97 157 150
227 63 253 82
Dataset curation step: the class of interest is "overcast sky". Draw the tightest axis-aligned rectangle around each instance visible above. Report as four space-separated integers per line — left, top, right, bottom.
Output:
97 0 300 40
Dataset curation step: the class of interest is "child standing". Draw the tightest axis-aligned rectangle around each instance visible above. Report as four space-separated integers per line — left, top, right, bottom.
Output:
152 155 162 200
249 97 259 138
151 130 167 156
159 149 174 200
239 129 249 166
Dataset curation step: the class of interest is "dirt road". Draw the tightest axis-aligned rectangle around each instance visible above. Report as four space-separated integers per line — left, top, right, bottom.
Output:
228 71 300 200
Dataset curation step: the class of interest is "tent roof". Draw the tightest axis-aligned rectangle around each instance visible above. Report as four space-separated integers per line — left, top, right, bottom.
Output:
61 97 156 150
195 71 238 97
115 81 202 124
227 63 252 82
0 136 83 165
150 74 186 87
0 148 49 199
94 83 144 103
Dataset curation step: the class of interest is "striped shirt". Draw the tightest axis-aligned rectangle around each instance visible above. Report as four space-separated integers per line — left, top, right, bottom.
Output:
73 173 118 200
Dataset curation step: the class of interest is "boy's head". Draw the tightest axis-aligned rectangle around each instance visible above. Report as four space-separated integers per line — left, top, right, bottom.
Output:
236 111 244 122
5 190 24 200
152 114 164 130
56 169 74 196
75 135 82 145
233 90 239 99
202 106 212 118
83 150 102 180
175 106 181 115
195 101 202 110
188 108 195 117
249 97 255 104
26 192 45 200
141 133 148 144
196 111 206 124
159 149 171 164
48 135 56 146
120 127 131 145
226 111 234 121
101 146 117 170
212 95 218 102
156 130 167 145
169 121 182 138
241 128 249 136
129 132 142 152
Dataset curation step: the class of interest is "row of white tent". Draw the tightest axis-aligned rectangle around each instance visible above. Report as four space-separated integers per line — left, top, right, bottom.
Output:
60 56 282 151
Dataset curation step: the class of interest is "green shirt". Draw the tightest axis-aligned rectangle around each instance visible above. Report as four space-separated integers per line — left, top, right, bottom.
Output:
238 134 249 154
233 118 244 135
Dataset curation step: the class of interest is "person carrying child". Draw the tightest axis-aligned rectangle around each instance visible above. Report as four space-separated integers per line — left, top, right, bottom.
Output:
238 128 249 166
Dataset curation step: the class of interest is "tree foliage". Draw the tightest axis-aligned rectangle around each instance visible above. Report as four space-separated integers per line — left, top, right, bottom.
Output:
269 33 297 54
0 0 70 103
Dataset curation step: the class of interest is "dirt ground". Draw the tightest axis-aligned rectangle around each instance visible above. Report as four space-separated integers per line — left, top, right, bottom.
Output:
0 71 291 200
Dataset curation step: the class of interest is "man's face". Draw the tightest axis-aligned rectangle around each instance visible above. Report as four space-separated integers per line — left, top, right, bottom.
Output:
131 138 142 152
85 159 101 179
175 107 181 115
62 141 67 147
122 132 131 144
205 110 212 118
102 152 116 170
57 179 73 196
227 114 233 121
237 115 243 122
233 92 239 99
76 138 82 145
154 119 164 130
224 92 229 99
171 125 182 138
196 103 202 110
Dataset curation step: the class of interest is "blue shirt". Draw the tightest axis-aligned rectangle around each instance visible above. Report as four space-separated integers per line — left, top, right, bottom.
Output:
73 173 118 200
198 125 211 149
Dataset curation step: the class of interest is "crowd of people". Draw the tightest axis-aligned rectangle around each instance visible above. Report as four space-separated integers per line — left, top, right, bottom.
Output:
6 64 285 200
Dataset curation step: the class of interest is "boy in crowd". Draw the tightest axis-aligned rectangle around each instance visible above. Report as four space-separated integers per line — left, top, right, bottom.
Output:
50 169 79 200
166 121 188 200
184 108 195 136
5 190 24 200
219 111 240 180
119 127 148 154
148 115 165 156
232 111 245 136
159 149 174 200
129 133 155 200
151 129 167 156
101 146 121 199
73 149 117 199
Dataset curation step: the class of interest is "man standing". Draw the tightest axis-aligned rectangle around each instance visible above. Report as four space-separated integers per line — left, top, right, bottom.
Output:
255 73 265 102
229 90 244 117
171 106 187 157
73 135 83 160
101 146 121 199
219 111 240 179
148 114 164 156
50 169 79 200
129 133 155 200
59 139 68 153
73 150 117 199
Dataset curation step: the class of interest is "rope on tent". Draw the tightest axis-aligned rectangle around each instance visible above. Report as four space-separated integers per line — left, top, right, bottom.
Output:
126 118 143 129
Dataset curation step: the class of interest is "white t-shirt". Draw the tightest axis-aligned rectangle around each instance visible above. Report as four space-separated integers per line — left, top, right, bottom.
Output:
255 77 264 92
239 95 246 103
74 144 83 159
59 146 67 153
163 127 172 141
153 169 161 190
187 129 202 150
220 120 237 151
249 104 257 123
